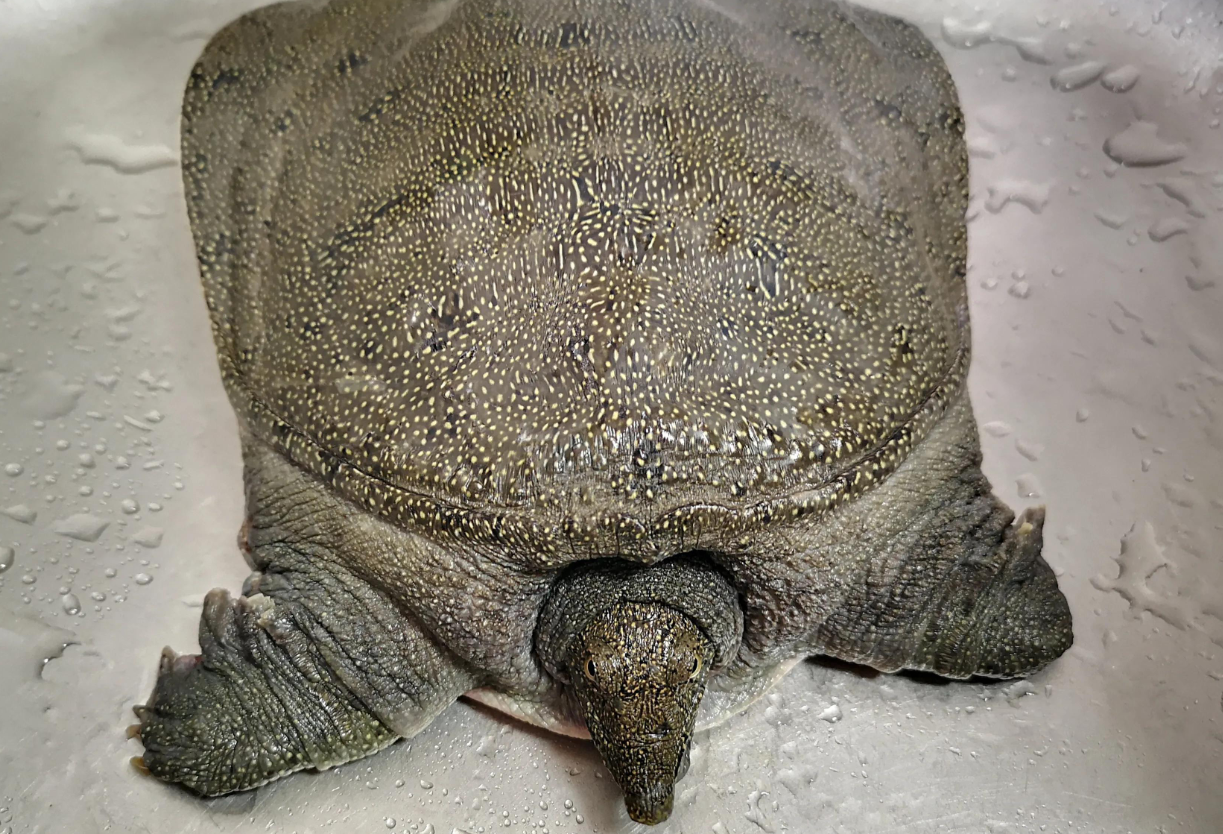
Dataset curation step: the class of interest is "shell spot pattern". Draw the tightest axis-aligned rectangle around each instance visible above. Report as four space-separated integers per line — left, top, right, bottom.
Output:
182 0 970 561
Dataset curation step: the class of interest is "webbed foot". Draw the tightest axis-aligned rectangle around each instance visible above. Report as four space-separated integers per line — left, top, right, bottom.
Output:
135 589 395 795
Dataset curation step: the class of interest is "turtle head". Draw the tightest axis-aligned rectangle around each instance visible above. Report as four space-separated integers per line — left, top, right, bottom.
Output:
534 556 742 824
569 601 714 825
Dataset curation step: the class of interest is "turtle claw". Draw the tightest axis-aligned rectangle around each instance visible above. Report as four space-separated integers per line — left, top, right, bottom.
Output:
130 755 151 776
126 722 143 740
157 647 203 677
158 646 178 674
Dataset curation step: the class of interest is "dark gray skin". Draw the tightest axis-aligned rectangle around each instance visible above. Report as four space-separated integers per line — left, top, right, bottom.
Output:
571 603 713 824
134 0 1073 825
535 556 741 822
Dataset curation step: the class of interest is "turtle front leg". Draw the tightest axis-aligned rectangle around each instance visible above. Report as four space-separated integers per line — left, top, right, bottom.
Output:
134 443 478 796
135 584 398 794
135 560 475 795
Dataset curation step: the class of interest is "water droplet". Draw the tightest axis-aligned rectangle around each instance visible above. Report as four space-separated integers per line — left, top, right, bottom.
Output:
1187 273 1216 292
21 574 36 585
1101 64 1141 92
120 499 140 515
1094 210 1128 230
384 818 396 829
5 463 23 477
1092 522 1193 629
90 591 106 602
1189 227 1223 295
65 128 178 174
123 416 153 432
1003 35 1051 64
52 513 109 542
1016 473 1043 498
1162 481 1199 508
1003 680 1037 701
11 213 49 234
1051 60 1106 91
1188 332 1222 370
941 17 993 49
106 303 141 324
1149 217 1190 242
983 421 1013 438
132 527 164 548
104 568 117 578
1075 407 1090 422
46 188 79 214
420 779 433 789
966 135 998 159
985 179 1051 214
1104 120 1188 167
1156 178 1207 218
818 704 842 722
24 371 85 420
61 593 81 615
0 546 14 573
1 505 36 524
1015 439 1043 461
1008 280 1031 299
134 573 153 586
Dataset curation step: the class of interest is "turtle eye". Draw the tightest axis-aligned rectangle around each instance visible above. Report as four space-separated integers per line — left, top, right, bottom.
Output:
584 658 597 681
688 656 702 681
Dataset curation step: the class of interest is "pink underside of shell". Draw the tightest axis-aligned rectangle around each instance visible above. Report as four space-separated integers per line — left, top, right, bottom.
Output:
462 687 591 739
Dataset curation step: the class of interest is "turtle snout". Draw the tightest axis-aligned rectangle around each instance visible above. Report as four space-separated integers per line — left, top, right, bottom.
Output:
624 783 675 826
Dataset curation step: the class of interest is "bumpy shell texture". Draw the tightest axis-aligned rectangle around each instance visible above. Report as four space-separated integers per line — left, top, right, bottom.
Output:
183 0 969 564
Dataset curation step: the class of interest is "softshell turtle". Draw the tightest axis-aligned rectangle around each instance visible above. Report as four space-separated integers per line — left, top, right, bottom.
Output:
134 0 1074 824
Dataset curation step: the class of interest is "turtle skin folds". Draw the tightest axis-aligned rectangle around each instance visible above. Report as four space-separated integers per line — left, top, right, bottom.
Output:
134 0 1073 823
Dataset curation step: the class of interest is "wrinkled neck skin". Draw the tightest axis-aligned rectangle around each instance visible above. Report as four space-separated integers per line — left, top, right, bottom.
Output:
534 555 743 825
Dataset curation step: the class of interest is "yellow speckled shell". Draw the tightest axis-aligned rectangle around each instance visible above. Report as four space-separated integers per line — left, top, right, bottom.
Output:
183 0 969 562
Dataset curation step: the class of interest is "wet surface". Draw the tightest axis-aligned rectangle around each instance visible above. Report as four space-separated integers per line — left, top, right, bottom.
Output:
0 0 1221 831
